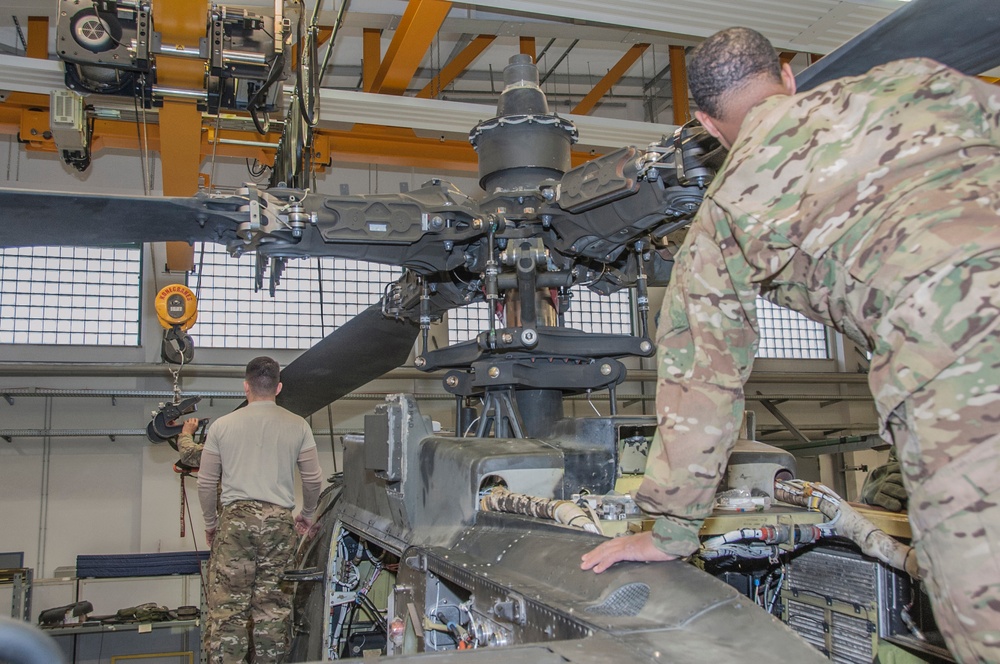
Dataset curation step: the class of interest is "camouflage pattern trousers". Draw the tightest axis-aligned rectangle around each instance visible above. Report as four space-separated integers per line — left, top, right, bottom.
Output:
884 256 1000 663
204 500 296 663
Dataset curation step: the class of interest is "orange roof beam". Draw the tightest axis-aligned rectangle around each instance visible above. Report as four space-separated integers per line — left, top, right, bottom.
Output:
417 34 495 99
573 43 648 115
669 44 690 125
368 0 452 95
520 36 536 62
152 0 211 270
149 0 210 198
362 28 383 92
27 17 48 59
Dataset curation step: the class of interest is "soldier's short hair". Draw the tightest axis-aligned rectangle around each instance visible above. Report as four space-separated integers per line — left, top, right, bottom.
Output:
688 27 781 120
245 356 281 397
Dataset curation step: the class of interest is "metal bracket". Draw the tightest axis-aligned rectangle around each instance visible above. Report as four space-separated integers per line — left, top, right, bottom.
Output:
756 391 810 444
331 591 357 606
493 593 527 626
405 553 427 572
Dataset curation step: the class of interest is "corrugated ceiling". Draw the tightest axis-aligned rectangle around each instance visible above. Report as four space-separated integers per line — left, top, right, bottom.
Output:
454 0 898 53
0 0 899 57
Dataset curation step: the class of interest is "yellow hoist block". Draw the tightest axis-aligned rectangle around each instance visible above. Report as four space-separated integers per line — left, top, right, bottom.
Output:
155 284 198 331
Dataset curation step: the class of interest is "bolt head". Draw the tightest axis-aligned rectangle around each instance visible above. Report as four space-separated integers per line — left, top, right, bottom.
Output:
501 332 513 344
639 341 652 353
488 367 500 379
600 363 612 376
414 357 427 368
445 375 459 387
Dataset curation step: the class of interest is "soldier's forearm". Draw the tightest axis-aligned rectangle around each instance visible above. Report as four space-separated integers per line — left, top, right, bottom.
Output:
197 450 223 529
297 447 324 519
650 515 702 557
176 433 203 467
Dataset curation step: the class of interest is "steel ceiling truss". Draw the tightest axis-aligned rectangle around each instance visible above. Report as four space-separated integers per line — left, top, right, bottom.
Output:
7 0 976 178
572 43 649 116
366 0 452 95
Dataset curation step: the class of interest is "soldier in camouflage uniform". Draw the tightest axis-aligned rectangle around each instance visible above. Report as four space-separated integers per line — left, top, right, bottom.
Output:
198 357 324 663
582 27 1000 662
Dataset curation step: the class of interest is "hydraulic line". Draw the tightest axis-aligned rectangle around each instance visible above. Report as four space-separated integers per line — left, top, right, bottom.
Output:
775 478 919 578
699 523 827 560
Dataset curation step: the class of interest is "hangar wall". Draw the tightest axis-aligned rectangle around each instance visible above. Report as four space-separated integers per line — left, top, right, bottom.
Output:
0 138 884 583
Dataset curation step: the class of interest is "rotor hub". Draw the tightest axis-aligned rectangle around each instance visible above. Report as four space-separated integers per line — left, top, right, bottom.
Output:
470 54 578 192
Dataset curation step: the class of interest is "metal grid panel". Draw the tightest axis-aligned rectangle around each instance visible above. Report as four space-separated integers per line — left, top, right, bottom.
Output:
0 246 141 346
787 549 877 605
786 599 828 652
757 297 829 359
564 287 632 335
189 244 400 350
784 549 879 664
447 287 633 344
448 301 492 344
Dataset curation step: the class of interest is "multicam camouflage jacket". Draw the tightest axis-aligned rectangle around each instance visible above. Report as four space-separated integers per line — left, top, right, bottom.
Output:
637 58 1000 556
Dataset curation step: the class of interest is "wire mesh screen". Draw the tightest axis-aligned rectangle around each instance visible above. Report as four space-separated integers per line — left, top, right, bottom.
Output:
447 287 633 344
756 297 829 359
448 301 492 344
0 246 142 346
189 243 400 350
564 287 632 335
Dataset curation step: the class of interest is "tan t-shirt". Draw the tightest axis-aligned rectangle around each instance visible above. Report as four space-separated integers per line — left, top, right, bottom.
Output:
202 400 317 509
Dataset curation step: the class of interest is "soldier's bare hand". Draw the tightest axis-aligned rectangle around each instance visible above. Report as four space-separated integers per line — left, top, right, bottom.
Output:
580 531 677 573
294 514 316 538
205 528 216 548
181 418 200 435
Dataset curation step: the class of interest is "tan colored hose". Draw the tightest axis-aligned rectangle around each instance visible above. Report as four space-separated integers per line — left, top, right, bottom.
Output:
479 486 601 534
775 479 920 579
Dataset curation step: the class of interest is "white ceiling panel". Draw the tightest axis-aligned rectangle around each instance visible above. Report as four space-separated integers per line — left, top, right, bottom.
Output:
315 87 678 150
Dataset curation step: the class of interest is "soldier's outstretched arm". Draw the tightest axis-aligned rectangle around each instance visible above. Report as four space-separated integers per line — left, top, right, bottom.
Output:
605 202 763 568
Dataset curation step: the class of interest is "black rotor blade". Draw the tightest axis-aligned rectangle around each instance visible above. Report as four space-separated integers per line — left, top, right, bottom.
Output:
797 0 1000 92
0 188 238 247
276 303 419 417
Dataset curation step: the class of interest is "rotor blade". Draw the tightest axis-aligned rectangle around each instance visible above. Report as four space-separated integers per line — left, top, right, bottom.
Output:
276 303 419 417
796 0 1000 92
0 188 239 247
